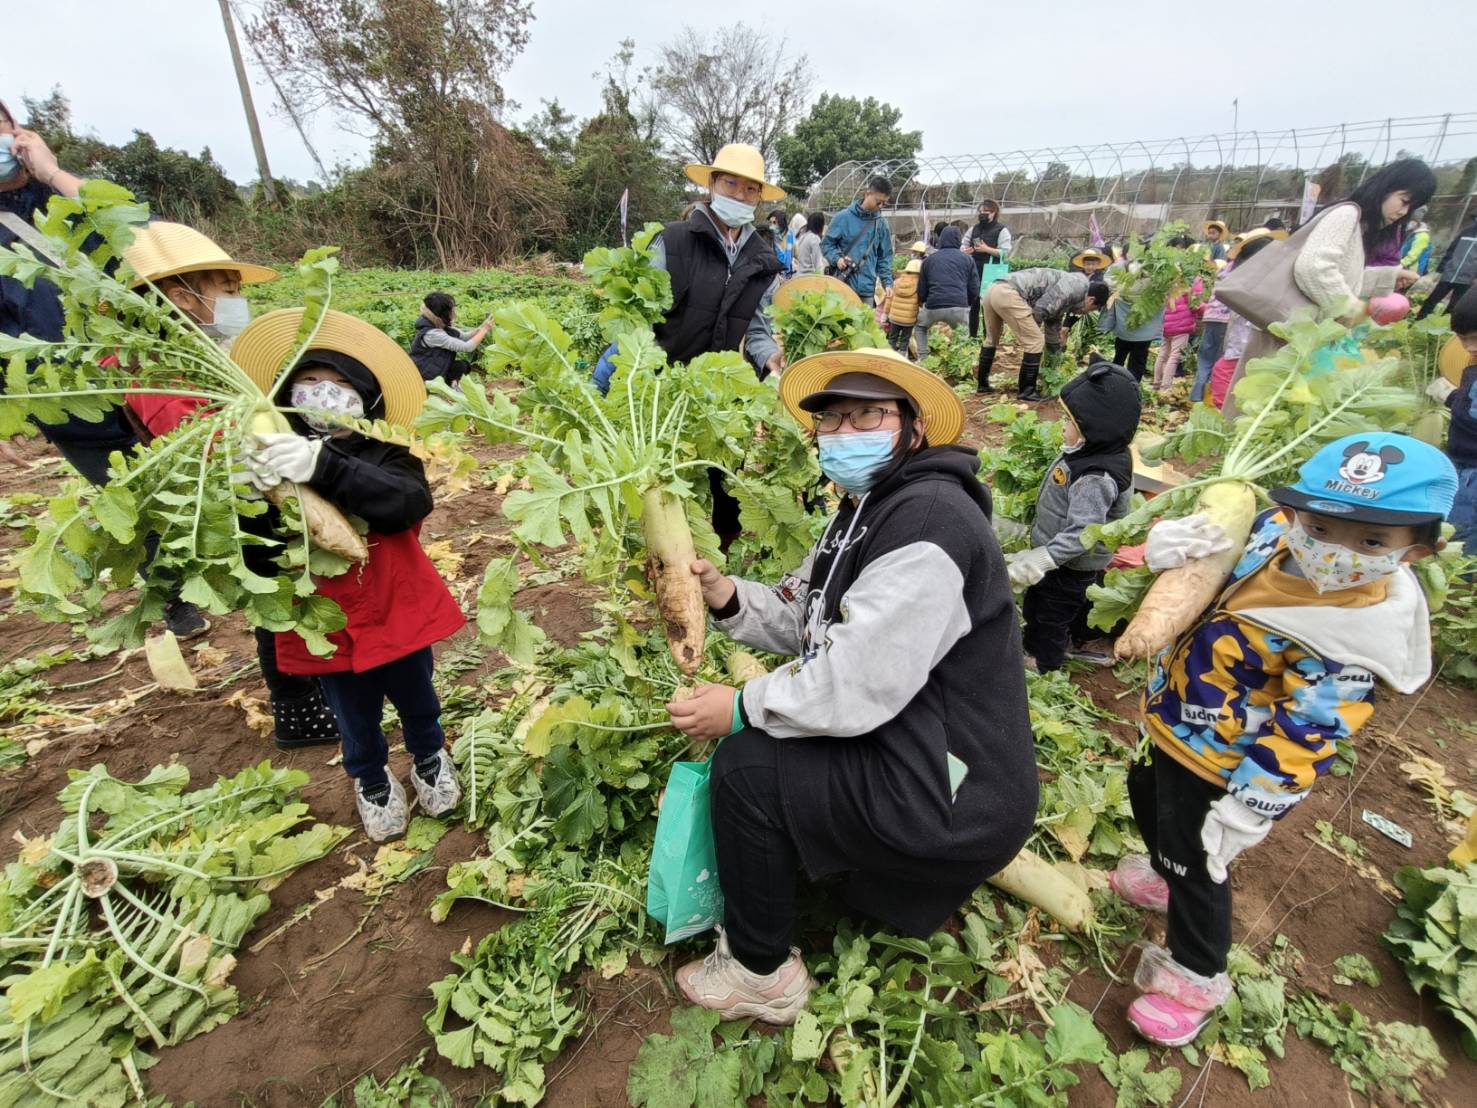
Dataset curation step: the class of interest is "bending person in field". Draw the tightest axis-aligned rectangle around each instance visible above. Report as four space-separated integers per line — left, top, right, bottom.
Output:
408 291 493 385
1114 433 1454 1046
236 310 466 843
664 348 1038 1024
120 220 341 750
977 268 1109 401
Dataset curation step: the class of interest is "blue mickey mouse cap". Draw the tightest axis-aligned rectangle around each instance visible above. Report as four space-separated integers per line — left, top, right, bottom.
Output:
1269 432 1457 525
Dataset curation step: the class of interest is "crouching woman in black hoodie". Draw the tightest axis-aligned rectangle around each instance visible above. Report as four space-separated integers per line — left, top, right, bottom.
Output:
665 348 1038 1025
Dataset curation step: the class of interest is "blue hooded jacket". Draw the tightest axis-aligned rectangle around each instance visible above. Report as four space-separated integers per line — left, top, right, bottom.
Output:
821 200 894 299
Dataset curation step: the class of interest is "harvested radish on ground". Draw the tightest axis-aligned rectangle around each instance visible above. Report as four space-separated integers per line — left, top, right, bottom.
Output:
987 846 1095 931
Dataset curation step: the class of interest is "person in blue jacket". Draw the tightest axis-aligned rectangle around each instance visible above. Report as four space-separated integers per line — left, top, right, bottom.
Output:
822 176 895 304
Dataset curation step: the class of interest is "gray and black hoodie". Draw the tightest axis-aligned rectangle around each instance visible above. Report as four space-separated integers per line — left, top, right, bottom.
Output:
1029 363 1140 573
714 446 1038 936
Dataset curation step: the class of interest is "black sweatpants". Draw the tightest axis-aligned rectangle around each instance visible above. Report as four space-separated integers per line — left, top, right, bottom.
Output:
1021 566 1098 670
888 322 912 355
709 727 799 975
1127 748 1232 977
1114 338 1152 381
1416 280 1471 320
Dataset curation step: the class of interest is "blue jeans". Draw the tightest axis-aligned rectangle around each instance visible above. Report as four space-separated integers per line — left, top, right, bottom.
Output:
1190 321 1226 402
317 647 445 790
1450 466 1477 549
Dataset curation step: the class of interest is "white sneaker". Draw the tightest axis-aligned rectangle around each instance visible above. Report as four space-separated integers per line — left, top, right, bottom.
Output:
675 927 814 1025
355 776 409 842
409 750 462 817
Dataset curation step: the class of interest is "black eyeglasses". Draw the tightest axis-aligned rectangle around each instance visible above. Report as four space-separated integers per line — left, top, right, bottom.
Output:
811 406 901 433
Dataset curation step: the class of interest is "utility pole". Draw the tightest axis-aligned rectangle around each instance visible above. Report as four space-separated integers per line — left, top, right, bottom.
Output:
218 0 280 201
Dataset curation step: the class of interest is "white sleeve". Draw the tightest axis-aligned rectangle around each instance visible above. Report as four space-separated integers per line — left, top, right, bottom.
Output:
1293 206 1361 316
422 328 479 353
740 542 972 738
715 553 815 656
998 228 1013 257
1358 266 1400 298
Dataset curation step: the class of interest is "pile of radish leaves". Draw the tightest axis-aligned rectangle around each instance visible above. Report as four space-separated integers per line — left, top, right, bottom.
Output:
1108 221 1216 330
0 182 353 654
0 760 345 1106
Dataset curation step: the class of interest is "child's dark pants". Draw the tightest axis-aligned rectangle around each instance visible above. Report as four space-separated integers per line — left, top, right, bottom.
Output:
1020 566 1097 670
317 646 445 791
1127 748 1233 977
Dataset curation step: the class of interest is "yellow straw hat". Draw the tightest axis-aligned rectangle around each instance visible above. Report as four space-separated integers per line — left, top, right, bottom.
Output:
1071 248 1112 269
780 347 965 446
1227 227 1274 260
909 240 929 254
904 259 923 274
684 143 786 201
231 308 427 428
1202 220 1230 238
1440 334 1472 386
122 221 278 288
772 273 862 311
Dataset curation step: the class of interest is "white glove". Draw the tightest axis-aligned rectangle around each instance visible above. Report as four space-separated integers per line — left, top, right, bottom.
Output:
1427 377 1456 404
235 455 278 494
251 433 323 484
1145 513 1234 572
1006 547 1056 590
1200 794 1272 883
992 515 1030 546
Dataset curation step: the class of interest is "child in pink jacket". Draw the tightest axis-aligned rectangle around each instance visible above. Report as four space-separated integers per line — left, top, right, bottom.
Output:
1153 278 1204 391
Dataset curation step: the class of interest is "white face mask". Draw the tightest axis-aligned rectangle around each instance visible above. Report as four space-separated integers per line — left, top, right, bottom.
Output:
290 379 365 434
1285 517 1410 593
206 295 251 340
709 193 756 228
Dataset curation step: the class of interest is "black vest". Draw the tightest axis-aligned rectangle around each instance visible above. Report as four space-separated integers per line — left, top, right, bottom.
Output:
408 315 463 382
970 218 1005 273
653 209 781 366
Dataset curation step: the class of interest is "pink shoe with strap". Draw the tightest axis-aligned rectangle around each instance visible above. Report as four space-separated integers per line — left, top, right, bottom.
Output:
1127 944 1231 1047
1109 854 1170 914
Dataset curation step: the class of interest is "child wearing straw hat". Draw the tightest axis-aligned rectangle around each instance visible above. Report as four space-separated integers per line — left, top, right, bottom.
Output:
235 309 466 842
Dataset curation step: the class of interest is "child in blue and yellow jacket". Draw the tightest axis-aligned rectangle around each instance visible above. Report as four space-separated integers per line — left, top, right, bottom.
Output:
1111 432 1456 1048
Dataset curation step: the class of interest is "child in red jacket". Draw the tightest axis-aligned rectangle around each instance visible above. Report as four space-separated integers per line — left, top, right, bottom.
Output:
235 308 466 841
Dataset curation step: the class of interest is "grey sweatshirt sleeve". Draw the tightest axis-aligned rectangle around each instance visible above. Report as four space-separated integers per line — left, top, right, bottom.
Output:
714 553 815 656
745 276 782 371
738 542 973 738
1043 473 1120 567
422 328 480 353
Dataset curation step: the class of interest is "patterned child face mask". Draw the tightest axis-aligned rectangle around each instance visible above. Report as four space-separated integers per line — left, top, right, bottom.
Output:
290 379 364 435
1285 517 1411 593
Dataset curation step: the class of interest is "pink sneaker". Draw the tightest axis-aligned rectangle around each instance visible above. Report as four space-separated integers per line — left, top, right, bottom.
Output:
1109 854 1170 913
675 928 814 1025
1128 944 1231 1047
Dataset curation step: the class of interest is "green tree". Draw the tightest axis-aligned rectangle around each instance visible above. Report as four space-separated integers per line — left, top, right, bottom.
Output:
776 94 922 193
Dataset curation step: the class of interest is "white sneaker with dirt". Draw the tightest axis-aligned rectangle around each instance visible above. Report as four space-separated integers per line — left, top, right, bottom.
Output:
355 776 409 842
410 750 462 817
676 927 814 1025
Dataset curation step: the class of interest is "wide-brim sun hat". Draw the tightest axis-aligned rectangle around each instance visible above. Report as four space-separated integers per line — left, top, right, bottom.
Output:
772 274 862 311
1071 248 1112 269
1441 334 1472 386
232 308 427 428
909 240 929 254
123 221 278 288
780 347 965 446
684 143 786 202
1203 220 1230 238
904 259 922 273
1228 227 1275 260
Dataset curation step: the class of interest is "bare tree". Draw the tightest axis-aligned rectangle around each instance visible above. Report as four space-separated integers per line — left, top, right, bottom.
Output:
645 24 810 170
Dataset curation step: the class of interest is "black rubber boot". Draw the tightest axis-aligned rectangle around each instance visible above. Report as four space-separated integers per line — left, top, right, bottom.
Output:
1017 352 1045 402
273 685 342 749
976 346 997 392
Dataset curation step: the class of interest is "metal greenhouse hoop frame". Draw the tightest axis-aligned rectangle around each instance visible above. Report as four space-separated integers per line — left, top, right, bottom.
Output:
805 113 1477 256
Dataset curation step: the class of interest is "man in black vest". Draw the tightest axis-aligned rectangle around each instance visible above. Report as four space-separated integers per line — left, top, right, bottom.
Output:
651 143 787 541
962 200 1012 338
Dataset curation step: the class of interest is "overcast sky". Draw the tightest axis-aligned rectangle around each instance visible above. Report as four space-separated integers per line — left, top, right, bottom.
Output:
6 0 1476 188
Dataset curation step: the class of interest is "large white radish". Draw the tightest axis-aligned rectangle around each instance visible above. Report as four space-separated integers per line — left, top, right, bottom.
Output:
1114 480 1258 659
249 409 368 563
641 487 705 675
986 847 1095 931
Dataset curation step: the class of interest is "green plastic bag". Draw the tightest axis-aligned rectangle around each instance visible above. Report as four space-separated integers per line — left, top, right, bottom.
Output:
980 255 1010 292
646 758 723 943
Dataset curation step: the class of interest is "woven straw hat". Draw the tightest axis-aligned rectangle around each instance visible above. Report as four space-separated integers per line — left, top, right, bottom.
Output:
772 273 862 311
1202 220 1230 238
780 347 965 446
1071 248 1112 269
684 143 786 201
122 222 277 288
1441 334 1472 386
231 308 426 428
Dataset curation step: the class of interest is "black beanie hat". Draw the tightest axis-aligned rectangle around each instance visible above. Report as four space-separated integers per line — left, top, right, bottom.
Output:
1060 361 1141 449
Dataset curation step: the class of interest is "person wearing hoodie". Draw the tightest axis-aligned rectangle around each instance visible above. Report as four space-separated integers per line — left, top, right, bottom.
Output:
1006 363 1139 669
1151 278 1205 391
237 310 467 843
408 292 493 384
664 348 1037 1025
821 176 895 304
1113 432 1454 1048
913 225 979 358
886 259 923 355
978 269 1110 401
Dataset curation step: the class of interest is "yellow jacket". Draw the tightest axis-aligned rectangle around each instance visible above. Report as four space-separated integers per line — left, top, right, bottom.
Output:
887 272 921 325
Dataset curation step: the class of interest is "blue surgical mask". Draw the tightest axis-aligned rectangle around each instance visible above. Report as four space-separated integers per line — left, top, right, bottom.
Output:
818 431 897 495
205 294 251 341
709 193 755 229
0 135 21 184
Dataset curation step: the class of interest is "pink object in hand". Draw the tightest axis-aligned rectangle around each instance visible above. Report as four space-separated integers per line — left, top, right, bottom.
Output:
1368 293 1411 325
